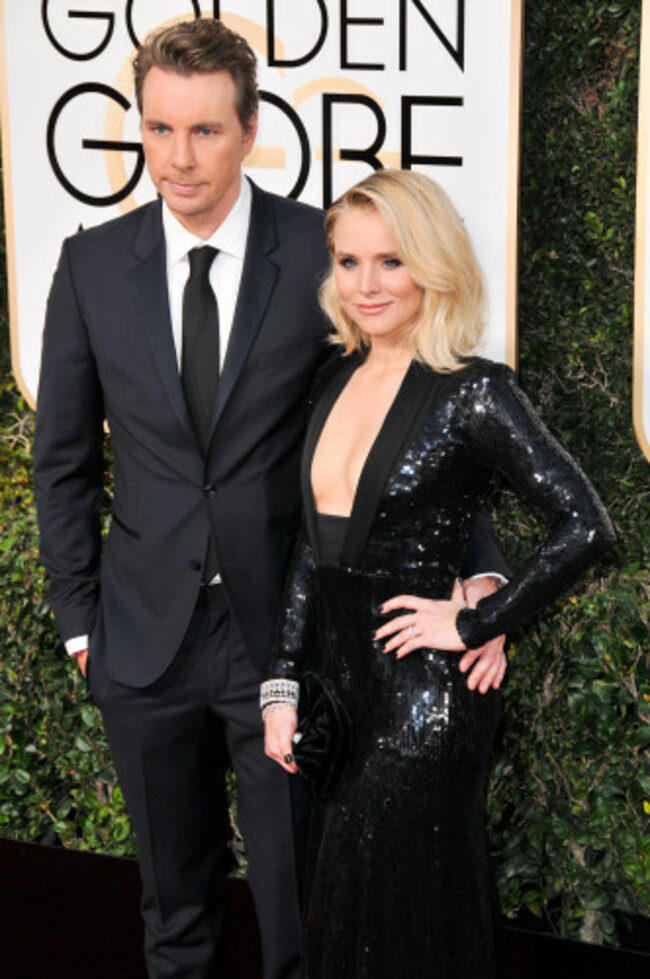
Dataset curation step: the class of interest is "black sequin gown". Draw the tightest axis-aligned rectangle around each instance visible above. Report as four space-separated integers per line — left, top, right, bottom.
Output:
269 356 614 979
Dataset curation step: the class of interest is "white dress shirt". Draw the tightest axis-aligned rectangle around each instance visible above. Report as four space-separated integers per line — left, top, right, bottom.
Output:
163 176 251 370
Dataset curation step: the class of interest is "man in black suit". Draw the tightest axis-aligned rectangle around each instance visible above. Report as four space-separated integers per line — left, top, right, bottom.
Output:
34 18 507 979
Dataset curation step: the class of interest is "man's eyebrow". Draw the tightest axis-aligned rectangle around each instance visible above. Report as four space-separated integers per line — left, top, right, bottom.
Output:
142 118 225 129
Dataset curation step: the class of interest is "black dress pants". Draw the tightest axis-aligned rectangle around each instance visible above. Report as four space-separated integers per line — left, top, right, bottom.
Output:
88 585 301 979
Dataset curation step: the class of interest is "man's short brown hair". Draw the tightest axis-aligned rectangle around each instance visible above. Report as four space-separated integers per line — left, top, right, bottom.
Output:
133 18 258 130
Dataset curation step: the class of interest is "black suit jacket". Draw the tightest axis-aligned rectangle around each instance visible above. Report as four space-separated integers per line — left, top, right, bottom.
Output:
34 183 331 686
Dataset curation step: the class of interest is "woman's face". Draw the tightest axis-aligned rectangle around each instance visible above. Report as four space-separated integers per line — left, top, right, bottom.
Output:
332 207 423 346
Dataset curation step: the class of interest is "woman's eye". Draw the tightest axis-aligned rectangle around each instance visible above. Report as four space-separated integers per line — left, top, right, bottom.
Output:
339 257 358 268
383 257 402 269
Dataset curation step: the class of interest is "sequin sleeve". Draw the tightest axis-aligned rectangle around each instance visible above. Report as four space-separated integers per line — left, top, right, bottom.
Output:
455 363 615 648
265 527 319 682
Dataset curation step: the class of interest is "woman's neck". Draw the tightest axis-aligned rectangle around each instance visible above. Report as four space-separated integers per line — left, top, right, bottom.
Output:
363 339 412 374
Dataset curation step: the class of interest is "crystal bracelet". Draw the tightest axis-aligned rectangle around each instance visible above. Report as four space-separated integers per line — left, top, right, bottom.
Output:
260 678 299 712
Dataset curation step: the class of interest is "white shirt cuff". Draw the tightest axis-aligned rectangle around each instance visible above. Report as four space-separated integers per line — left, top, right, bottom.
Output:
65 635 89 656
466 572 508 586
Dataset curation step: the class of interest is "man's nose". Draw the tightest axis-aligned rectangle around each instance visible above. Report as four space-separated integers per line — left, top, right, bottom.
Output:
170 133 195 170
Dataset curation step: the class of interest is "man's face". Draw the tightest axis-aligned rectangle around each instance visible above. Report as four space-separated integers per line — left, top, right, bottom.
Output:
141 67 257 238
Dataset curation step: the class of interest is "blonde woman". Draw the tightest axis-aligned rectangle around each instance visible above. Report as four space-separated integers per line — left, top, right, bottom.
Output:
262 170 614 978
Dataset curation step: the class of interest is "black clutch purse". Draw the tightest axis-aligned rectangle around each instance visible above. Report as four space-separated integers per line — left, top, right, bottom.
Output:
292 672 352 801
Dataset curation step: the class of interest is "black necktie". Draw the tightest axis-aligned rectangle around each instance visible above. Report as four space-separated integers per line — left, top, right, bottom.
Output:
181 246 219 452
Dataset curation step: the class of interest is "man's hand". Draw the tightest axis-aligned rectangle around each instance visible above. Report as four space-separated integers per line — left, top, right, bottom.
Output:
73 648 89 678
462 575 501 610
458 576 507 693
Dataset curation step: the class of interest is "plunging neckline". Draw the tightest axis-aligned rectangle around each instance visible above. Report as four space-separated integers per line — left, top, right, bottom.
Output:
301 355 441 567
310 358 414 520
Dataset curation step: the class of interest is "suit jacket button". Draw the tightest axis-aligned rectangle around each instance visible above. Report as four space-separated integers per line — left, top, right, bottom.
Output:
189 559 201 572
203 484 218 498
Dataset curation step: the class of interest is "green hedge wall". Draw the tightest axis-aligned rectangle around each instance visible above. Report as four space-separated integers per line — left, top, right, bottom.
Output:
486 0 649 945
0 0 648 945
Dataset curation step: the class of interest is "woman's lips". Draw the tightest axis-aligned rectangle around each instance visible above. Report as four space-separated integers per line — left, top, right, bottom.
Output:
355 302 391 314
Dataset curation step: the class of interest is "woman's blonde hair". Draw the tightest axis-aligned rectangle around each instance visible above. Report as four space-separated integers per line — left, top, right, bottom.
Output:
319 170 485 371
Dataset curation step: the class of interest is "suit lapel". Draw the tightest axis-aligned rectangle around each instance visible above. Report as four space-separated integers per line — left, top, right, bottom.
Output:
341 361 439 567
209 183 279 437
129 200 196 444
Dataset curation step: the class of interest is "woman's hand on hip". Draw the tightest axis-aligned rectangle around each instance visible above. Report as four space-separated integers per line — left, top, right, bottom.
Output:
376 579 507 693
376 583 466 657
